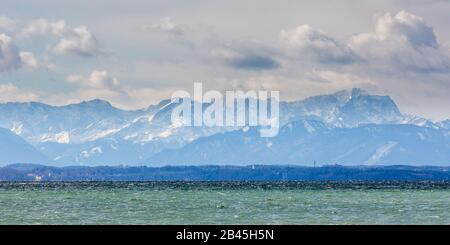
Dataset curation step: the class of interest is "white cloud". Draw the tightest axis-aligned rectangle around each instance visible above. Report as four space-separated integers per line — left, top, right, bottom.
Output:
67 70 124 92
279 24 357 64
277 11 450 73
349 11 450 72
143 17 196 48
0 83 38 102
64 70 130 108
21 19 66 36
53 26 108 57
0 16 15 32
66 74 83 83
63 69 172 109
148 17 184 36
19 52 39 68
311 70 377 90
0 33 44 72
373 11 437 47
0 33 22 72
21 19 108 57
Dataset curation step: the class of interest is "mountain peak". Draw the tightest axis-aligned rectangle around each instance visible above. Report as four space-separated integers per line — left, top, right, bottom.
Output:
438 119 450 129
350 88 369 98
290 88 403 128
330 88 369 100
78 99 113 108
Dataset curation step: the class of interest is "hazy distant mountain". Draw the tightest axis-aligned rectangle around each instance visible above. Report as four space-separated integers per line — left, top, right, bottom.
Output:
0 88 449 166
146 120 450 166
0 128 51 165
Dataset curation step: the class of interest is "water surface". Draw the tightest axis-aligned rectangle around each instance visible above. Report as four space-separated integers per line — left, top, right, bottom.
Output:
1 181 449 224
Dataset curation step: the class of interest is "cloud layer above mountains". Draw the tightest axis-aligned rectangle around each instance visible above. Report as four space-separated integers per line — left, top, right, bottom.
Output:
0 0 450 120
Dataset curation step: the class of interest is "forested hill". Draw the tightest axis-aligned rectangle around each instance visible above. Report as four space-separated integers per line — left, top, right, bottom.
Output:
2 164 450 181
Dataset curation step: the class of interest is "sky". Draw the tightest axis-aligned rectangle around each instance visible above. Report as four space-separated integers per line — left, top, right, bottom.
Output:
1 0 450 120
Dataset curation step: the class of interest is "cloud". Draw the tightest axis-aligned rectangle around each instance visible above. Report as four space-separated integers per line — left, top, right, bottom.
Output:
349 11 450 72
21 19 66 36
147 17 185 36
374 11 437 48
0 33 45 72
54 26 108 57
0 16 15 32
63 69 171 109
0 83 38 102
19 52 39 68
65 70 131 108
0 33 22 72
215 70 376 103
67 70 124 92
144 17 196 48
210 42 280 70
279 24 357 64
310 70 377 90
21 19 108 57
277 11 450 73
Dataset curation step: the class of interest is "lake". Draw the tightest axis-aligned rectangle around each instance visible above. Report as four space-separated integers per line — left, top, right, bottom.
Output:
1 181 449 224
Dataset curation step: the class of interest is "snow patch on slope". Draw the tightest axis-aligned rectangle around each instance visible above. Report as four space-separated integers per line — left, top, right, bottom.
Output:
11 123 23 135
40 131 71 144
80 146 103 158
365 141 398 165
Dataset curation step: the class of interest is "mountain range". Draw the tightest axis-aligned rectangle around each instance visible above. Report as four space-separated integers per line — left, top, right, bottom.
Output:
0 88 449 166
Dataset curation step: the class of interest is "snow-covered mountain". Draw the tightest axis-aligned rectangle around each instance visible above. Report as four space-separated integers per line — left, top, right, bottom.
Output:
0 98 236 165
0 99 142 144
438 120 450 130
280 88 404 127
0 88 448 166
146 120 450 166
